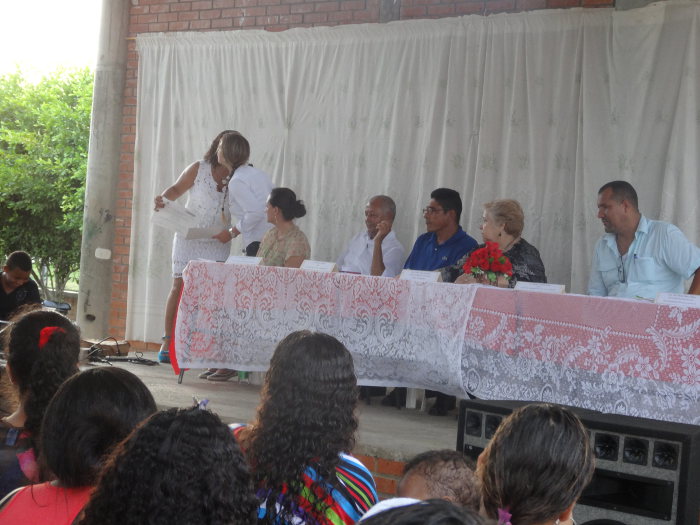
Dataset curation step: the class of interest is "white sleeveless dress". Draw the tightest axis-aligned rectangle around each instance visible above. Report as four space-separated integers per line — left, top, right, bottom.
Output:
171 161 231 277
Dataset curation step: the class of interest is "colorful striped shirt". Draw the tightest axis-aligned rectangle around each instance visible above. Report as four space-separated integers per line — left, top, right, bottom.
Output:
231 424 377 524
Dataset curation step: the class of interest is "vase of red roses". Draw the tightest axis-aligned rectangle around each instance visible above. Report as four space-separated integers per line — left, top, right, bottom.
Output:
462 242 513 286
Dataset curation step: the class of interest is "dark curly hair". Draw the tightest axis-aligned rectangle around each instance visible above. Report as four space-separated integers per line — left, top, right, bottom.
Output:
5 309 80 461
41 367 157 487
77 407 257 525
243 330 358 524
478 403 595 525
360 499 490 525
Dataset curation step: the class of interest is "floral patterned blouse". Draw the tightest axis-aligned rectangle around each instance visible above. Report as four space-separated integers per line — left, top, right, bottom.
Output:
439 238 547 287
258 224 311 267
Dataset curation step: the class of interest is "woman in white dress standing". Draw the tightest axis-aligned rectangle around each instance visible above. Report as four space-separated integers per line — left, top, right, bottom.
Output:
153 130 236 364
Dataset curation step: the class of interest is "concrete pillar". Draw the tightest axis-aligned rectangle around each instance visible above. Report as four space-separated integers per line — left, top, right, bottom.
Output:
77 0 130 339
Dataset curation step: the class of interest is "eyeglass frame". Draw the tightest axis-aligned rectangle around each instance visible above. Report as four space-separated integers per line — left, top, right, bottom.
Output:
422 206 449 215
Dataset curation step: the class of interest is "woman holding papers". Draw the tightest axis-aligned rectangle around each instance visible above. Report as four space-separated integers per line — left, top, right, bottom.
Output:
258 188 311 268
153 130 235 364
440 199 547 287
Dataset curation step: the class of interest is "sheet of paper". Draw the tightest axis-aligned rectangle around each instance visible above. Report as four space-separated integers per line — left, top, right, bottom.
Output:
300 260 337 272
184 226 223 240
225 255 263 265
151 198 198 235
514 282 566 294
400 269 442 282
655 292 700 309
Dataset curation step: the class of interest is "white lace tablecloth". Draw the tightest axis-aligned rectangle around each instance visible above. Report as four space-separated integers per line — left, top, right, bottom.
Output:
174 262 700 424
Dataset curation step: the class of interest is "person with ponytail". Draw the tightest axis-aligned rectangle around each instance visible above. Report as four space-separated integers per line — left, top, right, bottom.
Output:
0 310 80 498
0 367 157 524
257 187 311 268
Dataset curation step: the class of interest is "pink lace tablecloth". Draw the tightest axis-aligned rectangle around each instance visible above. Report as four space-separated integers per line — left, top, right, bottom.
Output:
175 261 700 424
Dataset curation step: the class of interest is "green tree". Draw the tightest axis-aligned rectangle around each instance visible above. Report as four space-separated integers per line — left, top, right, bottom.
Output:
0 68 92 300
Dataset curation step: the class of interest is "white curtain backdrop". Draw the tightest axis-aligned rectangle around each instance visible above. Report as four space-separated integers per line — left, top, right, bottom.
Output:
128 1 700 342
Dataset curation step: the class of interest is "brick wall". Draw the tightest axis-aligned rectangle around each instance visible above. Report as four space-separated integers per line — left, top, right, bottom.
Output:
354 453 406 499
112 0 614 339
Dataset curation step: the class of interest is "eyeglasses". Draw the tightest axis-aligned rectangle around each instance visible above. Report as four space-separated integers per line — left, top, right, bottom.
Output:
617 254 628 283
423 206 446 215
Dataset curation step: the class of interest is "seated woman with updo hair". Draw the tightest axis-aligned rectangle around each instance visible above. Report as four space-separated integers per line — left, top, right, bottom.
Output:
477 403 595 525
232 331 378 524
258 187 311 268
441 199 546 287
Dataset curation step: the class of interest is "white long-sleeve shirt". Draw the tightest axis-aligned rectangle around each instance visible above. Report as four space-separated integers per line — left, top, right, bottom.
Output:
336 230 405 277
229 165 275 247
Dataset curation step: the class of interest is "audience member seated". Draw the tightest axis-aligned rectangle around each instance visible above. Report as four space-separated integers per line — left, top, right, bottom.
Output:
0 367 157 524
0 310 79 498
360 498 490 525
0 252 41 322
477 403 595 525
77 407 257 525
257 188 311 268
383 188 477 408
441 199 546 287
397 449 480 512
232 330 378 524
336 195 405 277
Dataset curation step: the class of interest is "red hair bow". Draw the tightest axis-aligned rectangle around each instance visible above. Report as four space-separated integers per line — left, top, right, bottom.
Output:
38 326 66 349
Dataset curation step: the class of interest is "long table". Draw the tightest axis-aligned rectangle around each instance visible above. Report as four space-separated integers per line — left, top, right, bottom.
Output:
173 261 700 424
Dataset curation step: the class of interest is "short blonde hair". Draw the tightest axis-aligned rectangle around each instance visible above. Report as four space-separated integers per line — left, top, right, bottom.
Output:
483 199 524 237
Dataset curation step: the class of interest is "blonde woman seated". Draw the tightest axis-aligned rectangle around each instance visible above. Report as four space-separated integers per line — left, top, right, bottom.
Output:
441 199 546 287
258 188 310 268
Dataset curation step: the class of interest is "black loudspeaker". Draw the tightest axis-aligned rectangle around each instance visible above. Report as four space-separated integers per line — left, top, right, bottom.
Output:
456 399 700 525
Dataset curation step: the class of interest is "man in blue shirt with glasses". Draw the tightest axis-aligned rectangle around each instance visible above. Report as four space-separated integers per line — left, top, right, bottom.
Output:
403 188 478 272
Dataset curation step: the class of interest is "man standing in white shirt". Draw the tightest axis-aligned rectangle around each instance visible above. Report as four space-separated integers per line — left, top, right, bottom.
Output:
337 195 405 277
213 133 275 256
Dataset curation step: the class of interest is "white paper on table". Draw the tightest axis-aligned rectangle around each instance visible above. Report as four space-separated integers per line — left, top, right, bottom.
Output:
655 292 700 309
300 260 337 272
225 255 263 265
400 269 442 282
514 282 566 294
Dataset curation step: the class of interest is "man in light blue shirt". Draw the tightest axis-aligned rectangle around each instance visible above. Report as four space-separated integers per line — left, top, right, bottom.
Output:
588 181 700 300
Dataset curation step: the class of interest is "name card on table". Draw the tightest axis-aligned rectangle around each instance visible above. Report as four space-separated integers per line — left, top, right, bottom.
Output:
655 292 700 309
514 282 566 294
225 255 263 265
300 260 338 273
400 269 442 282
